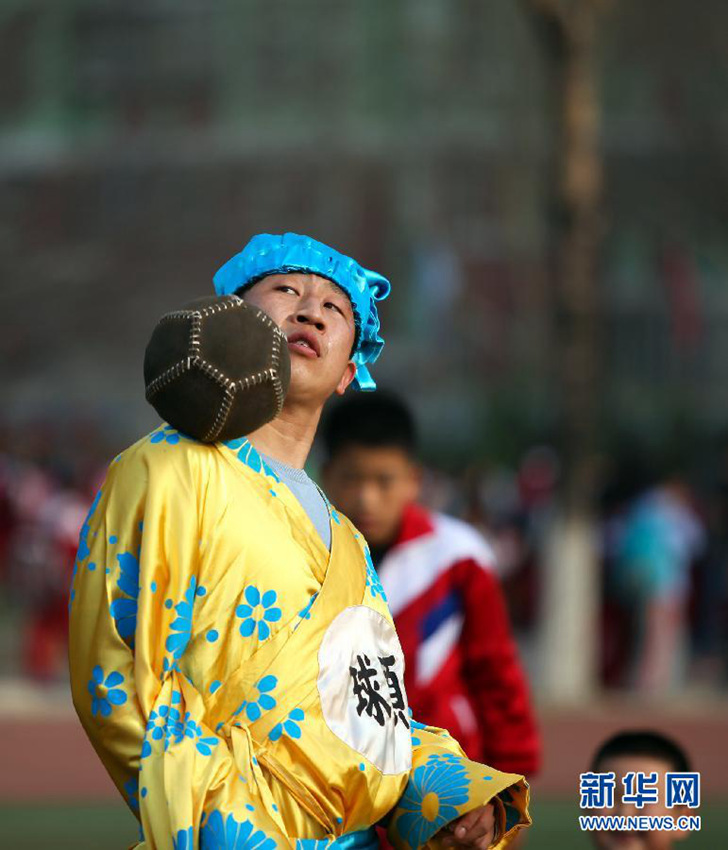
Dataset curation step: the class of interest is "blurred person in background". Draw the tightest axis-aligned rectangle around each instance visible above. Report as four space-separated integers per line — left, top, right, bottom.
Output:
459 448 560 657
610 474 705 694
586 729 696 850
321 391 541 779
690 439 728 690
9 468 86 681
2 418 104 681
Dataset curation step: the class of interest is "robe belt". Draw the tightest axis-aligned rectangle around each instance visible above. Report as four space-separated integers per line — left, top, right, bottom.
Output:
222 720 337 836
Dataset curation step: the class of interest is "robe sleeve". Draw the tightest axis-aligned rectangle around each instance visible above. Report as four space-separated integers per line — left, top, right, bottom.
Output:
383 716 531 849
68 438 290 850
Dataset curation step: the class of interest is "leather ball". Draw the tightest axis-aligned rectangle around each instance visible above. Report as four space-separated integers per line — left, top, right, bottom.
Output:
144 295 290 442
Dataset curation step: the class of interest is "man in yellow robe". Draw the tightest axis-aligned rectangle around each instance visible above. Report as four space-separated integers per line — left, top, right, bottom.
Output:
69 233 531 849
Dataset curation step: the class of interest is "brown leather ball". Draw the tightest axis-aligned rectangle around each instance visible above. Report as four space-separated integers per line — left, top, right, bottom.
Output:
144 295 290 443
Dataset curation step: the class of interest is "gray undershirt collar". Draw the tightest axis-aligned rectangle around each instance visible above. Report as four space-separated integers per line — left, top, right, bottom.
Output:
259 451 332 551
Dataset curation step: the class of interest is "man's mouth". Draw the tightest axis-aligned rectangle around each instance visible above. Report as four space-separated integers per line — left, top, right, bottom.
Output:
287 332 320 358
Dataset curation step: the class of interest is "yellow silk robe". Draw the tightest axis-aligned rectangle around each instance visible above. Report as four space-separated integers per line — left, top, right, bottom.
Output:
69 424 531 849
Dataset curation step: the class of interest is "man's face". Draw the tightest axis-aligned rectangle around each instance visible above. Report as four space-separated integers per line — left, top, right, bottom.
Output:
591 755 689 850
241 273 357 406
323 446 421 547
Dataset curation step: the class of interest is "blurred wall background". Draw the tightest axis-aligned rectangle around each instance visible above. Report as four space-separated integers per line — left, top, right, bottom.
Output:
3 0 726 455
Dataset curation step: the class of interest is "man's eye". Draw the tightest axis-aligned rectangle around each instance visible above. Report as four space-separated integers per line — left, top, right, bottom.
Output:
276 285 297 294
325 302 343 314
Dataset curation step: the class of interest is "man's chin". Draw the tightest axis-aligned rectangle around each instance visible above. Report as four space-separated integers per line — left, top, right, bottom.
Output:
285 371 333 407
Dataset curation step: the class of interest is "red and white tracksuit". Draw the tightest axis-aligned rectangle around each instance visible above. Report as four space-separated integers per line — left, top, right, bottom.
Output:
377 502 540 777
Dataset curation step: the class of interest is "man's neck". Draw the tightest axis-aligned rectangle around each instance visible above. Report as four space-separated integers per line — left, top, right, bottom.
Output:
247 400 323 469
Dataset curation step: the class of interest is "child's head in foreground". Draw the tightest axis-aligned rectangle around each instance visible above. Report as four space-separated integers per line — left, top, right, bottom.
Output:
588 730 695 850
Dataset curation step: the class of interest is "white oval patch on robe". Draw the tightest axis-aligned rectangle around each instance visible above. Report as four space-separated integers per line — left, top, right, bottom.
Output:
317 605 413 775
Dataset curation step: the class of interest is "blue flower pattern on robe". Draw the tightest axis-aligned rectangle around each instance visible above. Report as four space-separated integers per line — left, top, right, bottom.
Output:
69 564 77 612
87 666 128 717
363 546 387 602
70 489 102 610
224 438 281 483
147 705 173 742
236 586 283 641
162 656 181 680
268 708 305 742
396 753 471 850
76 489 102 563
174 827 194 850
201 811 277 850
181 711 219 756
124 775 140 812
233 675 277 723
110 550 140 646
296 592 318 624
166 575 198 659
409 713 428 747
150 424 185 445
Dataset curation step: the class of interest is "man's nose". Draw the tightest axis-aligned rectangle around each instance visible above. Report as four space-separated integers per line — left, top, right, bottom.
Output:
294 294 326 331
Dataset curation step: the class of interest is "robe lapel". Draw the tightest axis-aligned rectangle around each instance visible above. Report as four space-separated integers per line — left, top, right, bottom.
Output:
206 438 366 734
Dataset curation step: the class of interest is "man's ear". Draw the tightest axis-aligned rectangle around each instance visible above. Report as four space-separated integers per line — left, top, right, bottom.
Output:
335 361 357 396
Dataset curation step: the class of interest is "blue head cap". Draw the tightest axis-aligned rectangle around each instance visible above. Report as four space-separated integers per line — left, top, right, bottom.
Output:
213 233 390 391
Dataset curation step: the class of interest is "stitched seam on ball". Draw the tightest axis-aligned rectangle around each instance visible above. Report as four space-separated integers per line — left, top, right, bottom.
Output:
189 312 202 357
157 310 194 324
270 332 285 415
145 357 193 399
235 368 275 394
203 386 235 443
197 358 235 391
198 295 242 319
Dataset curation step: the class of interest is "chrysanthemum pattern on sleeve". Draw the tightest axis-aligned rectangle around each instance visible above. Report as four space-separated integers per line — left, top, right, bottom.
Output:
395 753 470 850
200 810 277 850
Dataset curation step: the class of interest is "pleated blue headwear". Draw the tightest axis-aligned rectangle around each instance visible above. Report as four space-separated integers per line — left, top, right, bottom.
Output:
213 233 390 391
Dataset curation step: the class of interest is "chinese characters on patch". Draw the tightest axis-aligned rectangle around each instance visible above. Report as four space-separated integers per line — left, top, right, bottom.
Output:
350 653 410 729
579 771 700 809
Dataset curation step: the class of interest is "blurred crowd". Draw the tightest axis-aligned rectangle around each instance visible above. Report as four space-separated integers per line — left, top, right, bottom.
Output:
0 418 110 682
1 416 727 696
423 444 728 696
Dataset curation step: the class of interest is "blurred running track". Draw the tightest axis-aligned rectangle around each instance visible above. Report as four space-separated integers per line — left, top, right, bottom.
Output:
1 686 726 801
